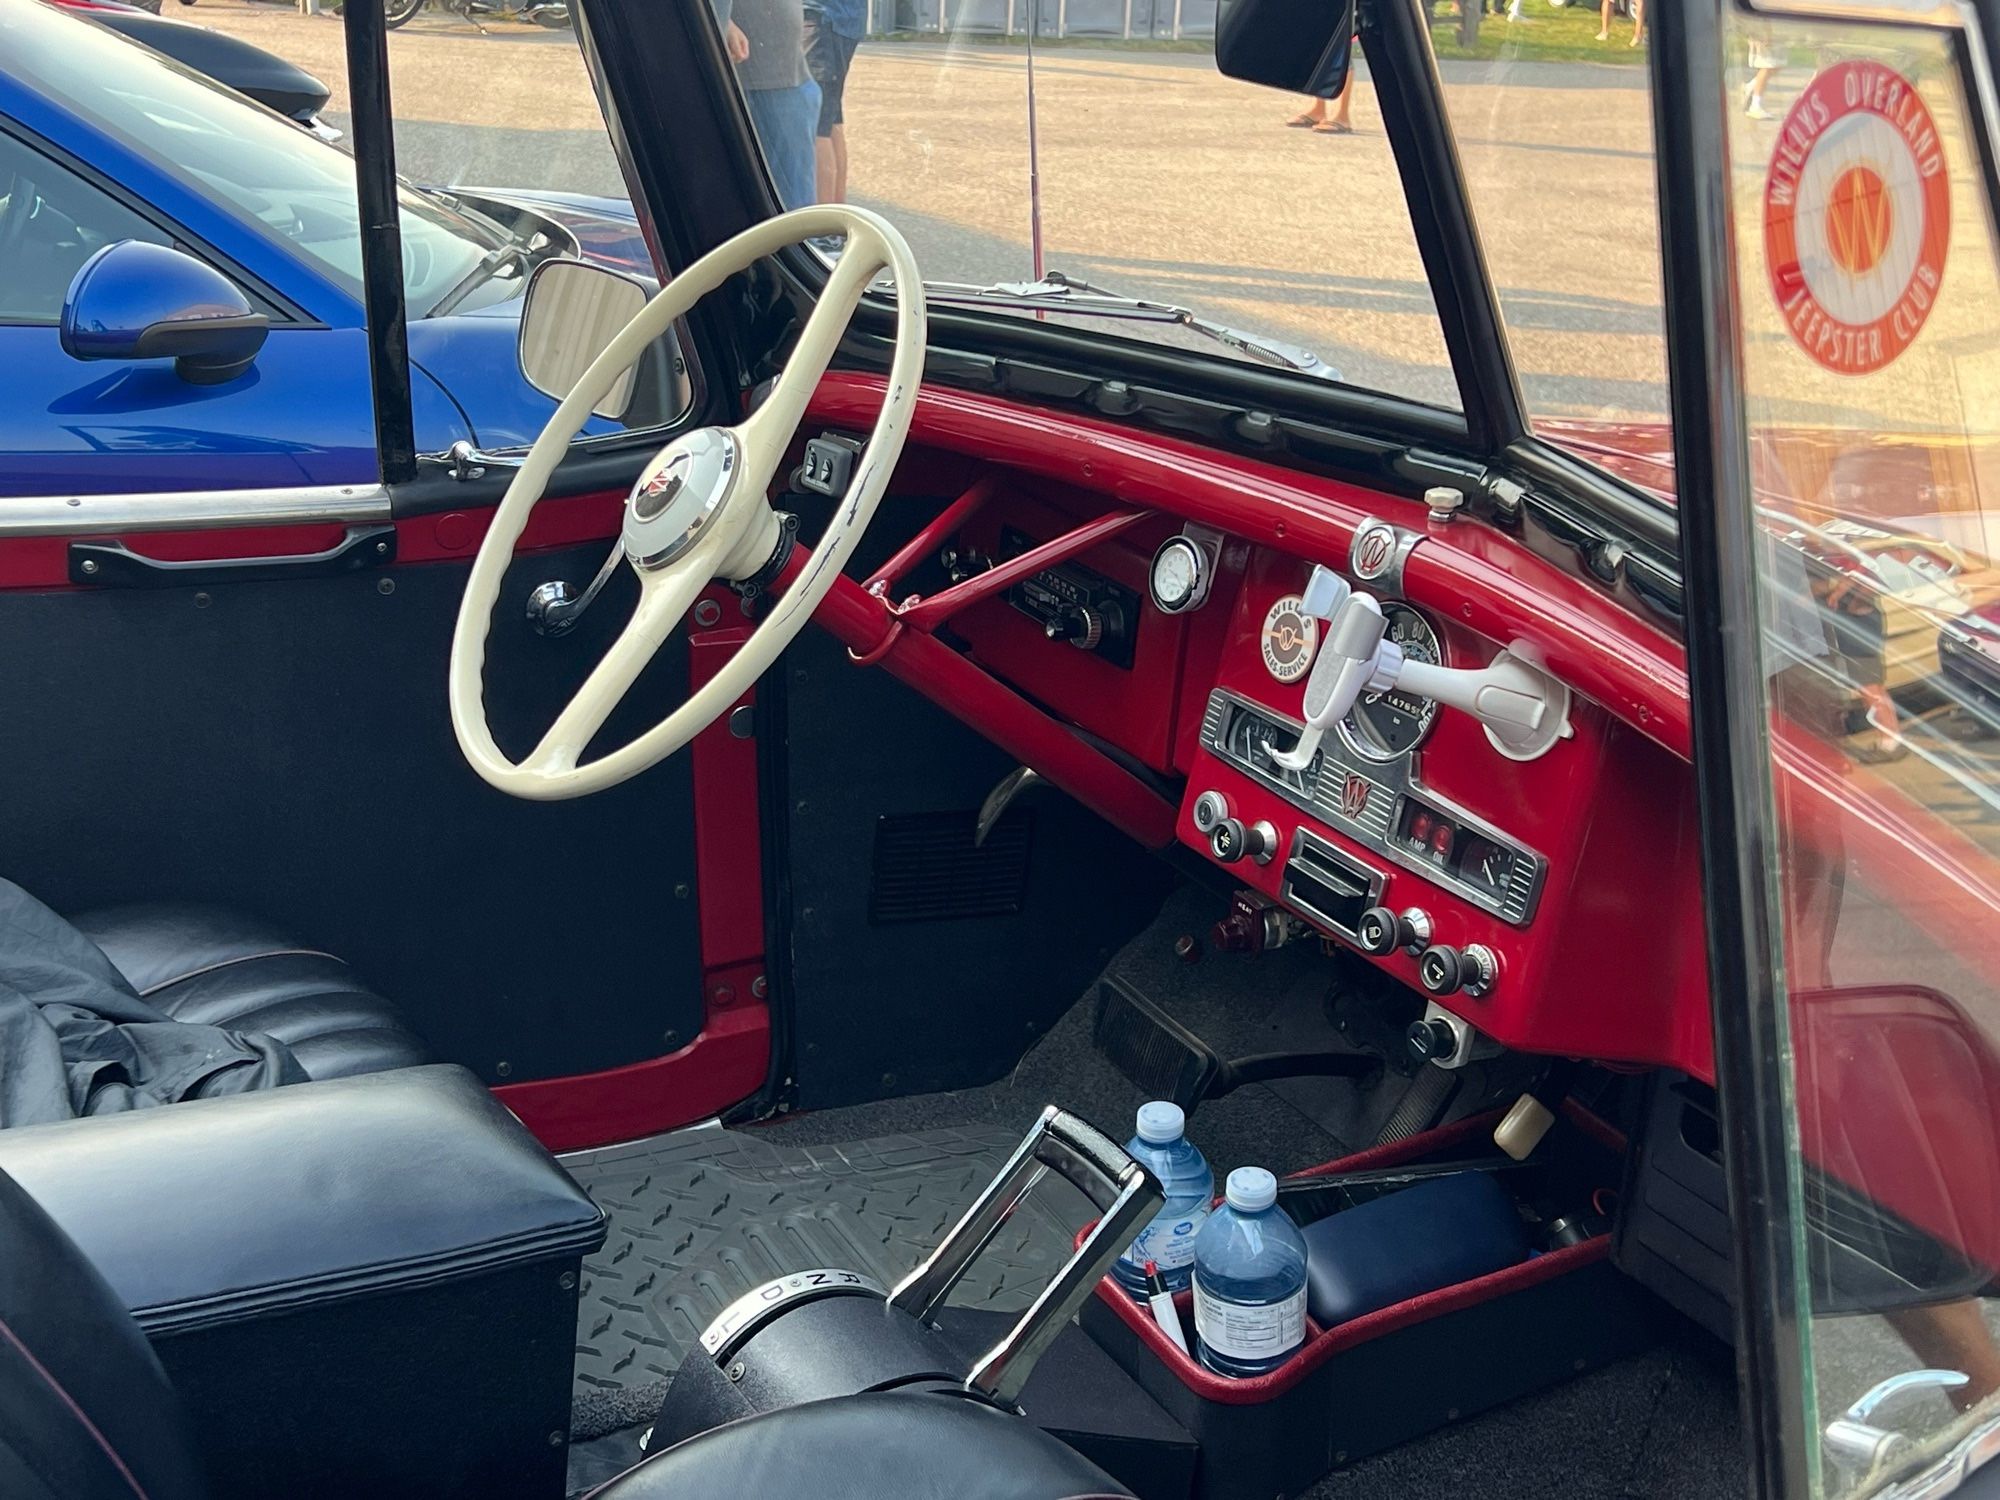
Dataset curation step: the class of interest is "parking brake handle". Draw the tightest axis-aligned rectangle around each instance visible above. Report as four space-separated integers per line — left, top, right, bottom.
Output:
888 1105 1163 1408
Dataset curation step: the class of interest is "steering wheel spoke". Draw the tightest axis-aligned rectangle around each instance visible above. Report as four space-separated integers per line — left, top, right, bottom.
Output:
521 557 715 777
735 234 893 496
448 204 925 800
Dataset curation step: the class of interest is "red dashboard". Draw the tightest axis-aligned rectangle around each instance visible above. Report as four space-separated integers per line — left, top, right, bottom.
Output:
805 375 1719 1083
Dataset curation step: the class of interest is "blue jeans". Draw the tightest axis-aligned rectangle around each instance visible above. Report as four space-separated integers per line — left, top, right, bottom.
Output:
745 80 822 213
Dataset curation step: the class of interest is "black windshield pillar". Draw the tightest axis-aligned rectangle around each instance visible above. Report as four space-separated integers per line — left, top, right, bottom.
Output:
1648 3 1809 1496
342 0 417 485
1364 0 1525 454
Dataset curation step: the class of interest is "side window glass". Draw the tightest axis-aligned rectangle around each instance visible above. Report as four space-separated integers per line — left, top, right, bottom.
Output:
0 132 169 325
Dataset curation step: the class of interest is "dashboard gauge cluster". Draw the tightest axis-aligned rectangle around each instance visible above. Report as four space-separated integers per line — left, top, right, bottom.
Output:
1339 602 1442 762
1202 689 1546 926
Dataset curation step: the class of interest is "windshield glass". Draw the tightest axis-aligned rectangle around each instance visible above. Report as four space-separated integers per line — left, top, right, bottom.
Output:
8 0 504 313
722 0 1460 409
1724 12 2000 1499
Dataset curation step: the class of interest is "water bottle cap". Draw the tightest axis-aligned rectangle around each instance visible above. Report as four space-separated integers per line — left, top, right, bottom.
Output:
1135 1101 1186 1145
1225 1166 1278 1213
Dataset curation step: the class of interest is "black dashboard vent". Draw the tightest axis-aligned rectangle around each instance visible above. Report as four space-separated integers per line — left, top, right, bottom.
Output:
868 809 1034 925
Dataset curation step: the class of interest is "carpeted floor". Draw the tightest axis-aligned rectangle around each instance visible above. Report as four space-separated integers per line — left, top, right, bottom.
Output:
563 884 1745 1499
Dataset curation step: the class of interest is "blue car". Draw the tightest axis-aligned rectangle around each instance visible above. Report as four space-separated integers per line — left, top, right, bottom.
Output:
0 0 659 498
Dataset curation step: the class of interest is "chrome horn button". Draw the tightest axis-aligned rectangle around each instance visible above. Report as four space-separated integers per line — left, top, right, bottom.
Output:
623 428 738 570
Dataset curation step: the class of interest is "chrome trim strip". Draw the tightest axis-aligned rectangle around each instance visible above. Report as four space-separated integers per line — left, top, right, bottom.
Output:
0 484 392 539
1204 686 1548 926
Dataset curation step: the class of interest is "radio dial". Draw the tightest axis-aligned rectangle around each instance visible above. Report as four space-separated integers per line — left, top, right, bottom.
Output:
1044 604 1105 651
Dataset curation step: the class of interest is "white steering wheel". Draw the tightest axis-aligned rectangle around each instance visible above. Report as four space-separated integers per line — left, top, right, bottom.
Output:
449 206 924 800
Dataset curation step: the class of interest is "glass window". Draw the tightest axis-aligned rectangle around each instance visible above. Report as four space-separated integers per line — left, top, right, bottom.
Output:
729 8 1462 409
0 129 168 324
1434 5 1672 475
11 6 507 315
1724 12 2000 1499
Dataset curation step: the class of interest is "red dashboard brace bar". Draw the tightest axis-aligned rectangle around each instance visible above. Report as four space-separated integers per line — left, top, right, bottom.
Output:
866 473 1004 598
895 509 1148 635
774 543 1178 848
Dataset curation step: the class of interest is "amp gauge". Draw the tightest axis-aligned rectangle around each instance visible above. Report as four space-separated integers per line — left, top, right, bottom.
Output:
1149 533 1215 614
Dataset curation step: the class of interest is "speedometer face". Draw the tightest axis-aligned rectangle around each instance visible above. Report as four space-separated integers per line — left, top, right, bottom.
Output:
1339 603 1441 762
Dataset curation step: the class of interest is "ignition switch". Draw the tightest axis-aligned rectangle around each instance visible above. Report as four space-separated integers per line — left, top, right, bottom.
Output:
1211 891 1305 954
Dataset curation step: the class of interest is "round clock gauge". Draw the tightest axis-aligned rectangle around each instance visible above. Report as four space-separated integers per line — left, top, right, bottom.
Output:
1260 594 1318 683
1149 536 1209 614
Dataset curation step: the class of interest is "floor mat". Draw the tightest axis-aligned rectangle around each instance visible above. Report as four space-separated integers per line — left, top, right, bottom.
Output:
566 1121 1091 1442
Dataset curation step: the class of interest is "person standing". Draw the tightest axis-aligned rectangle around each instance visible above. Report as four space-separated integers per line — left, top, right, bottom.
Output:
1743 29 1781 118
804 0 865 203
1596 0 1642 45
713 0 822 212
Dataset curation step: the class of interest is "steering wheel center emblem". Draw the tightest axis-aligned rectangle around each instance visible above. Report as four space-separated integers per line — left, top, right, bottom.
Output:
623 428 738 569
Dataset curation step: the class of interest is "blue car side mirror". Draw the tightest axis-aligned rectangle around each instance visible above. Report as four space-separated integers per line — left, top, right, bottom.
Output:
60 241 269 386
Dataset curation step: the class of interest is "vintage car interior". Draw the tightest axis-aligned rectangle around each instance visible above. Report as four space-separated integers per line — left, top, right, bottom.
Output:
5 0 2000 1498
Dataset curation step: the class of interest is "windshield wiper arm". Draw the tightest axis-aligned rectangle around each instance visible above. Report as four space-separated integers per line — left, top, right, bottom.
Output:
427 240 531 318
921 270 1341 382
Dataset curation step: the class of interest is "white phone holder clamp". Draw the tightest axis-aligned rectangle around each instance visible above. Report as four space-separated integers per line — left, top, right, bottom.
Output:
1270 566 1572 770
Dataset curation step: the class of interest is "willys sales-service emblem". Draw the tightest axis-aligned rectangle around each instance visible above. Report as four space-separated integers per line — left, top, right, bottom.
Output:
1764 59 1950 377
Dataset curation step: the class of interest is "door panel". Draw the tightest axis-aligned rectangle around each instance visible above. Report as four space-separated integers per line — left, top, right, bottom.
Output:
0 326 471 498
0 537 704 1085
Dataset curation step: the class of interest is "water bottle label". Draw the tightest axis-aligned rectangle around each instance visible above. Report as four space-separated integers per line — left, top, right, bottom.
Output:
1191 1276 1307 1364
1121 1206 1210 1272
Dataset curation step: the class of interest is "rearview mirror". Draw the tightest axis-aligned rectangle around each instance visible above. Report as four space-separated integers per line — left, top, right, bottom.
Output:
1214 0 1354 98
60 241 268 386
517 258 651 422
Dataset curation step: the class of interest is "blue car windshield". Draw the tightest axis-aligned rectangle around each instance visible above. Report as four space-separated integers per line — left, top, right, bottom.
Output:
10 1 503 315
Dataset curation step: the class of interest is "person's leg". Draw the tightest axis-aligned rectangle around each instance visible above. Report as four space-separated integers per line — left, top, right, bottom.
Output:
744 81 821 213
1331 73 1353 127
1629 0 1643 45
805 15 843 202
831 122 849 202
1886 1301 2000 1411
1597 0 1612 40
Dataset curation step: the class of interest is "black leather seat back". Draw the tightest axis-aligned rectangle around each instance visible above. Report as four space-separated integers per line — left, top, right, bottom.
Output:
0 1168 208 1500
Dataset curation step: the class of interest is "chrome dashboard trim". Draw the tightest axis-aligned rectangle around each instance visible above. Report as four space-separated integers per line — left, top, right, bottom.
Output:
1347 519 1424 599
0 484 393 539
1203 687 1548 926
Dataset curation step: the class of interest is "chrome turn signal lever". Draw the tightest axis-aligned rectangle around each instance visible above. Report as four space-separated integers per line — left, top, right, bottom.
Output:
1269 565 1574 770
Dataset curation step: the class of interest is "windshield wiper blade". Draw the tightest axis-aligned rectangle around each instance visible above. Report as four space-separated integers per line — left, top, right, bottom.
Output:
921 270 1341 382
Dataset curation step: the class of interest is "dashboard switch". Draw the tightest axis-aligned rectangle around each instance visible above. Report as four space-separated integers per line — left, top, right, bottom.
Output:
1418 945 1463 996
1356 905 1432 957
1191 790 1231 836
1419 943 1496 998
1406 1017 1459 1063
1211 818 1278 866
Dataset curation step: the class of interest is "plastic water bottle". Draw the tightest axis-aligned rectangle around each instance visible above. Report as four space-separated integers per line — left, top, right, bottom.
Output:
1191 1166 1309 1377
1112 1101 1215 1298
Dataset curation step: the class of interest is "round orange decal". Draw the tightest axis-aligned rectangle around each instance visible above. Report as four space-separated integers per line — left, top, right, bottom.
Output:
1763 59 1950 376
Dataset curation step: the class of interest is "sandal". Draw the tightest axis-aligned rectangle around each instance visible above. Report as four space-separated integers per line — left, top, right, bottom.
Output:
1285 112 1320 127
1313 120 1353 134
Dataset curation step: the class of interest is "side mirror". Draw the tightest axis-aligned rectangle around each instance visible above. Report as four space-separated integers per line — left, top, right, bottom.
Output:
517 258 651 422
1214 0 1354 99
60 241 268 386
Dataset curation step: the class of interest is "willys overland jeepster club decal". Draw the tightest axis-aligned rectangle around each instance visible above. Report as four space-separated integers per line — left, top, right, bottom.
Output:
1764 59 1950 377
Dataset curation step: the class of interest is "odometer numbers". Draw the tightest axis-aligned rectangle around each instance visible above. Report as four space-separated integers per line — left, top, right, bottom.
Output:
1339 603 1441 762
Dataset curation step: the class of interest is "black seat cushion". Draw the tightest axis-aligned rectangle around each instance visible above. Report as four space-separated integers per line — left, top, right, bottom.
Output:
593 1388 1132 1500
69 904 431 1083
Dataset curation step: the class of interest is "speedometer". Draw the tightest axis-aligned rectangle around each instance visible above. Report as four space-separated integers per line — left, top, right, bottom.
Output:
1338 603 1441 762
